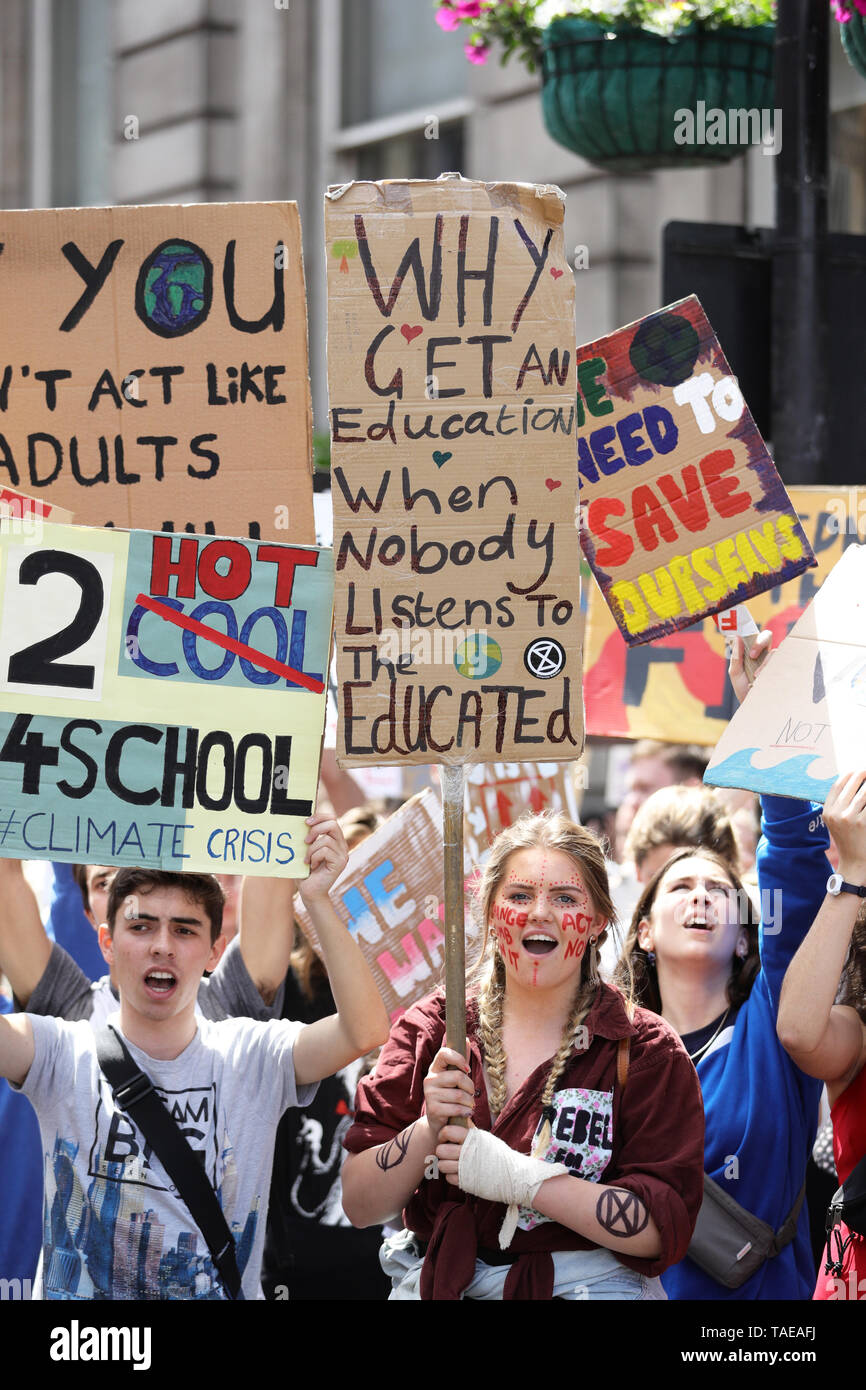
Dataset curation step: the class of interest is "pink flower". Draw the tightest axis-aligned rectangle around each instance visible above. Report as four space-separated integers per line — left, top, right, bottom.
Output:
456 0 483 15
435 5 461 30
854 0 866 14
832 0 853 19
465 40 490 63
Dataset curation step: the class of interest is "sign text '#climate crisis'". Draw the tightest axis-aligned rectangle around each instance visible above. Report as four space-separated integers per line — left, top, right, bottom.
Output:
0 522 331 874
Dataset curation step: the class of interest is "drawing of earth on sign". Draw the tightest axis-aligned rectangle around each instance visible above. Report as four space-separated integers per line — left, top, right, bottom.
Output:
454 634 502 679
135 239 213 337
628 311 700 388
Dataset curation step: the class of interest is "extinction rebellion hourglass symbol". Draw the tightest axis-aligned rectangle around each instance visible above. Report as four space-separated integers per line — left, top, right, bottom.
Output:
595 1189 649 1237
523 639 566 680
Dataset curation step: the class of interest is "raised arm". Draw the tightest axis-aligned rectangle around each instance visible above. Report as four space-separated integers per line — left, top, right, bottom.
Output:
777 771 866 1091
0 859 52 1007
0 1012 34 1085
729 634 831 1009
291 814 389 1086
237 874 295 1006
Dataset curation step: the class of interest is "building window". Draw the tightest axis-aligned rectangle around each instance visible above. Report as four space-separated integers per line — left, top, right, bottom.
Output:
50 0 110 207
355 121 464 181
341 0 466 127
830 106 866 234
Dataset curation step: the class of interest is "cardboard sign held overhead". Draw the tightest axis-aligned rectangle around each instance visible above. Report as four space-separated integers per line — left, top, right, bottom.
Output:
583 487 865 745
705 545 866 803
0 520 332 874
0 203 314 540
295 789 478 1020
464 760 580 870
578 296 815 645
326 176 583 767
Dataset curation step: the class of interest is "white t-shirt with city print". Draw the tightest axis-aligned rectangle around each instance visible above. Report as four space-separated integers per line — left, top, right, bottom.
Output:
18 1011 315 1300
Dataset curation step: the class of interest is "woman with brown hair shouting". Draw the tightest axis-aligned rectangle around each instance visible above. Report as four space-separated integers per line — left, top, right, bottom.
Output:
341 812 704 1300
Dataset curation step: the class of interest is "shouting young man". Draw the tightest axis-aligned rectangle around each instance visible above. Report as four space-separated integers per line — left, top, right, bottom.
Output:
0 815 388 1300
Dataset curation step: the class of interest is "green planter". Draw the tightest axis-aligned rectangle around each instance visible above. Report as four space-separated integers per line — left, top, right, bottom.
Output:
839 14 866 79
540 18 776 174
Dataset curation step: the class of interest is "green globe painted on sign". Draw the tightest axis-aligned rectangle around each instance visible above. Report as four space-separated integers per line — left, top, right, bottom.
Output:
629 311 699 388
136 239 213 337
454 635 502 679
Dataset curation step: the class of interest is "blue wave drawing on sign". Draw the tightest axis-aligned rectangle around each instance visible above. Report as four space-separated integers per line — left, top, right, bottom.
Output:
706 747 835 804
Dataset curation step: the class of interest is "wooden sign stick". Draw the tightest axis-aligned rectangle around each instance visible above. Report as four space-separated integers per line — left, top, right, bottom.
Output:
743 636 770 687
441 764 467 1105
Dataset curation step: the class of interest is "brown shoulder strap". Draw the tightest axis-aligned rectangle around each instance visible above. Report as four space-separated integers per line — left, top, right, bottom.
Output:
617 998 636 1090
617 1036 630 1089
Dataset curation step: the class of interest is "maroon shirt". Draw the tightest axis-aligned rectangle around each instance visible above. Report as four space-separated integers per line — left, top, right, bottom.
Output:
344 984 704 1299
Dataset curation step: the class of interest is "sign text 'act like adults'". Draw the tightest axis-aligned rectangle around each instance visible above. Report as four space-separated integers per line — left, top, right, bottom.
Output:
0 202 315 541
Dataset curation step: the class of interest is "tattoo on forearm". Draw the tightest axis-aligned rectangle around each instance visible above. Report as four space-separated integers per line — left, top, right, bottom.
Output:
375 1123 417 1172
595 1188 649 1237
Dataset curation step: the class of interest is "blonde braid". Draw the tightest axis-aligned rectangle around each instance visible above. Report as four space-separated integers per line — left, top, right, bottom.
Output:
531 977 598 1158
477 953 508 1117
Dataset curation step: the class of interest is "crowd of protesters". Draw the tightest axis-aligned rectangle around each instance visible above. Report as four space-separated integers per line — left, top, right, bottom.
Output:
1 632 865 1302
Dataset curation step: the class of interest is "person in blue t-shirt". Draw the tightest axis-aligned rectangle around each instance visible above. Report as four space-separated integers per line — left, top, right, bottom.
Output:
617 634 831 1299
0 988 42 1295
0 862 116 1291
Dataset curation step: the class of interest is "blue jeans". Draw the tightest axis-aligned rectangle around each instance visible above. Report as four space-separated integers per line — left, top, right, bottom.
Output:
381 1229 667 1301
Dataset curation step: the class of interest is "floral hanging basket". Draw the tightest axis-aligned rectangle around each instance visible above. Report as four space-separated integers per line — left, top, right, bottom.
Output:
838 12 866 78
540 18 776 173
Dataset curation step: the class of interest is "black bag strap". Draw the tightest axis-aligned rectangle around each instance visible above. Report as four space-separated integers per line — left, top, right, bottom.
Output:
96 1024 243 1301
771 1179 807 1254
824 1149 866 1275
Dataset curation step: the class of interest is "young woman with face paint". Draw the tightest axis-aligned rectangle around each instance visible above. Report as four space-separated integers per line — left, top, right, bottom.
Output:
617 635 833 1300
341 813 704 1300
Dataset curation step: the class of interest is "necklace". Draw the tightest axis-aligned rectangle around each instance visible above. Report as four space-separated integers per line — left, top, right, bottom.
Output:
687 1006 731 1064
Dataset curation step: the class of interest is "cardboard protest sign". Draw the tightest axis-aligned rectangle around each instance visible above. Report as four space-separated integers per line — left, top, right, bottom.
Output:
464 761 580 870
578 295 815 645
0 203 314 540
325 177 582 767
0 486 73 528
295 788 479 1019
705 545 866 803
0 520 331 874
583 486 861 744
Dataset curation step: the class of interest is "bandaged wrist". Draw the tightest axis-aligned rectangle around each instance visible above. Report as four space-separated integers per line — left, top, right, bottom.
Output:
457 1127 570 1249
